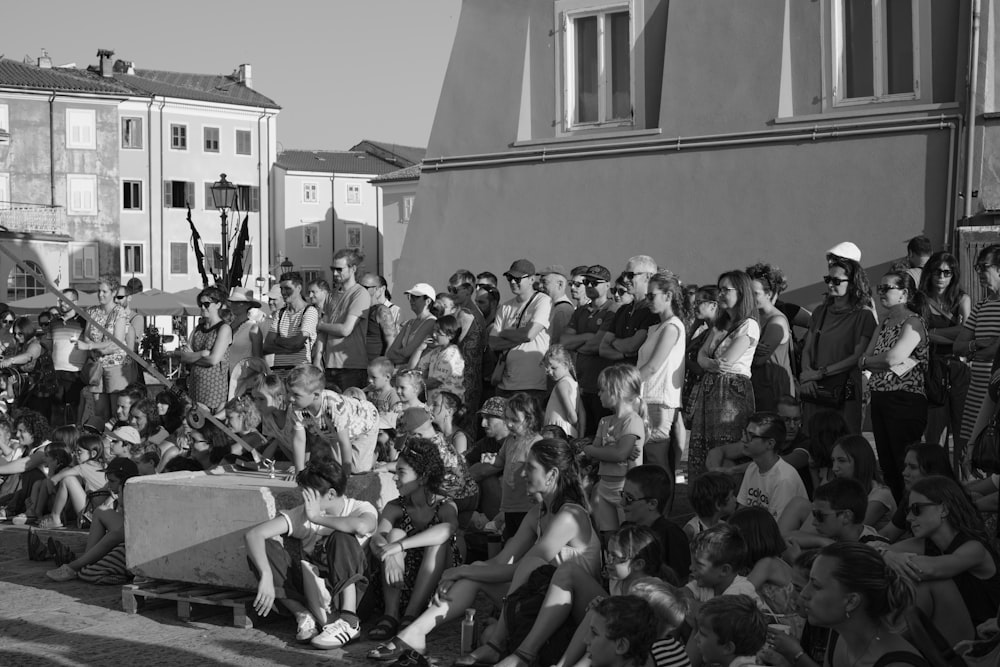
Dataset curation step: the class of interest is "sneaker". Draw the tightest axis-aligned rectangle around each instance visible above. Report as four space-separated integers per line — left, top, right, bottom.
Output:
38 515 64 530
295 613 319 643
11 513 28 526
45 564 78 582
310 617 359 650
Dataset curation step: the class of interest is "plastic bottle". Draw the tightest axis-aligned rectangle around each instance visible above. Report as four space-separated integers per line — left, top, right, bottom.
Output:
460 608 478 653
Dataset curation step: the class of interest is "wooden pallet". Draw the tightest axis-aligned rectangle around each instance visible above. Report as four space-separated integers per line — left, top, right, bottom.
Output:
121 580 255 628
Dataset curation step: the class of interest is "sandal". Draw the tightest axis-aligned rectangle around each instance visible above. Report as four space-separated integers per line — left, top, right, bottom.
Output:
453 641 503 667
38 515 64 530
367 637 423 662
367 614 400 641
389 649 430 667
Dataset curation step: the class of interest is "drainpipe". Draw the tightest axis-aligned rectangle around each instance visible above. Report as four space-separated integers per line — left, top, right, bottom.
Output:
158 98 166 289
257 110 266 287
375 185 382 276
962 0 982 223
48 92 56 206
146 94 154 288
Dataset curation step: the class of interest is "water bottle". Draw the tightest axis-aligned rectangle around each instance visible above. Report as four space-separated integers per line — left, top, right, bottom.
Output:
460 608 478 653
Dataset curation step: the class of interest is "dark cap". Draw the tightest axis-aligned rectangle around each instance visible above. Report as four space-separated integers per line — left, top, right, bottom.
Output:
477 396 508 419
103 456 139 480
504 259 535 279
583 265 611 282
397 407 432 433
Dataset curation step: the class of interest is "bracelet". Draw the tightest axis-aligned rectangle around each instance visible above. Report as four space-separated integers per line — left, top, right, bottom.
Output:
293 422 305 431
859 356 867 369
791 651 805 664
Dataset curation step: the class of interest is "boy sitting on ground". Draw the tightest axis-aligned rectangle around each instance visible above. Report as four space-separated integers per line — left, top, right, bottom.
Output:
694 595 768 667
244 456 377 649
621 464 690 583
586 596 659 667
684 471 737 540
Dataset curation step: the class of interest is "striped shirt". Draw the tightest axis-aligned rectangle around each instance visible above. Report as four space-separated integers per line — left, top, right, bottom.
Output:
269 303 318 368
961 299 1000 440
651 637 691 667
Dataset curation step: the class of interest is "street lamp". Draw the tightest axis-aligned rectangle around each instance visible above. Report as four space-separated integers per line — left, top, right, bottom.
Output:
210 173 238 287
280 256 294 275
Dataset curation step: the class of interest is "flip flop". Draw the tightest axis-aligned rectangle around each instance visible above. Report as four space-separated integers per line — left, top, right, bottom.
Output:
367 636 423 662
453 641 503 667
367 614 400 641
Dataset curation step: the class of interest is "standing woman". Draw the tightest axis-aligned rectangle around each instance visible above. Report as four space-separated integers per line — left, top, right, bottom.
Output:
746 262 795 411
226 287 263 367
181 287 232 414
637 272 686 476
953 244 1000 471
76 275 129 424
860 271 928 500
918 252 971 467
438 283 484 415
386 284 437 369
683 286 720 421
799 257 875 435
688 271 759 477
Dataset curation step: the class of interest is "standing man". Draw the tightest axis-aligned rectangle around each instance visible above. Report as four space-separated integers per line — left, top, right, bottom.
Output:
359 273 398 360
539 265 574 346
488 259 551 401
306 279 332 317
562 265 616 434
264 272 318 377
48 288 88 425
315 248 370 391
600 255 660 364
905 234 932 284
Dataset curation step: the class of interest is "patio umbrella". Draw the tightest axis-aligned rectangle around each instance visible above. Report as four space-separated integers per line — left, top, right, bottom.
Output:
128 289 193 317
8 290 98 314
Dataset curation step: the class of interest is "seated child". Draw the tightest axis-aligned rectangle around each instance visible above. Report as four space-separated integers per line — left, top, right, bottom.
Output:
40 434 106 529
224 395 266 461
244 457 377 649
364 357 401 461
30 440 73 525
684 471 737 541
694 595 768 667
684 524 762 607
136 450 160 476
429 391 469 456
412 315 465 405
392 369 426 414
286 364 380 476
367 437 459 641
586 596 659 667
622 464 690 583
254 373 294 463
629 578 691 667
465 397 509 520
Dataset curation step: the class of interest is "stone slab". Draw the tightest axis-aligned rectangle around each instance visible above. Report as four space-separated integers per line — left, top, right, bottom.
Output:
124 469 398 590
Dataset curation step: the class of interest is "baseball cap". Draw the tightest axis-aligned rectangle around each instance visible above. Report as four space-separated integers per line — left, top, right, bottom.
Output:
583 264 612 282
404 283 437 300
109 426 142 445
504 259 535 279
538 265 567 277
103 456 139 478
477 396 508 419
397 407 432 433
826 242 862 263
267 285 282 300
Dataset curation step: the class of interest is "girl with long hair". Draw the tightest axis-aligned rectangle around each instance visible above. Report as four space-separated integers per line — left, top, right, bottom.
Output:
880 443 956 542
799 257 875 435
746 262 795 411
688 270 759 476
860 271 928 500
181 286 232 413
542 345 583 438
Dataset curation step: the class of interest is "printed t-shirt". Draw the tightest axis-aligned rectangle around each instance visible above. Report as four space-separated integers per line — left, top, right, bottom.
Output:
737 458 808 520
279 497 377 555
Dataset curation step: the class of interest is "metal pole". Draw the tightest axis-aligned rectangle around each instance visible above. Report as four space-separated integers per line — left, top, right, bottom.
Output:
220 207 229 288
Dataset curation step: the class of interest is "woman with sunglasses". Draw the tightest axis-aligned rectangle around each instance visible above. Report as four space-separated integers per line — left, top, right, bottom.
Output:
610 273 634 307
885 475 1000 627
858 271 927 500
179 287 232 414
688 270 759 477
746 262 795 412
953 244 1000 473
75 275 130 424
799 257 875 435
386 284 438 369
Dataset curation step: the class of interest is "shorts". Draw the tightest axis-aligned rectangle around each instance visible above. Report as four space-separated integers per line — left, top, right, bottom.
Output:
93 364 129 394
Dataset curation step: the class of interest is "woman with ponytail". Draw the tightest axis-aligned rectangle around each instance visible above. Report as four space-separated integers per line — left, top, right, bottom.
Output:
371 438 600 665
859 271 928 501
801 542 926 666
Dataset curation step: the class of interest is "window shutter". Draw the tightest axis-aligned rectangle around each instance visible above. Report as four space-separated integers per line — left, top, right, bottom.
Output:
205 183 214 210
251 186 260 212
185 181 195 208
163 180 172 208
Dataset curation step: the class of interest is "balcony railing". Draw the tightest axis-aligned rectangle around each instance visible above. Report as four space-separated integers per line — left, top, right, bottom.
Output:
0 203 68 235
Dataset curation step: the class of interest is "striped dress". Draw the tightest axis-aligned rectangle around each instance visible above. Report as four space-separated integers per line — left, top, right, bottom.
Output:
960 299 1000 441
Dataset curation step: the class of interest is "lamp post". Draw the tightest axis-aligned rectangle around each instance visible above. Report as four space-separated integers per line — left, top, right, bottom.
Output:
280 256 294 276
210 173 238 288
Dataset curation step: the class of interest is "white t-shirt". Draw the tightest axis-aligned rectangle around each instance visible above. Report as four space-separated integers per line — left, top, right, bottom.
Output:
737 457 807 520
491 293 552 391
685 574 764 608
279 497 377 555
637 315 685 406
713 318 760 377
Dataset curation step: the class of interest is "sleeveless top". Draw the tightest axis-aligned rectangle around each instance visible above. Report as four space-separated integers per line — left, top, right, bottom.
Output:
536 503 602 578
544 375 579 437
709 318 759 378
924 532 1000 625
924 297 963 357
868 314 927 395
86 305 128 367
637 315 685 406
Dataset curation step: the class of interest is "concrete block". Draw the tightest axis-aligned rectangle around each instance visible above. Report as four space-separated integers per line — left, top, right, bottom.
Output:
125 470 397 590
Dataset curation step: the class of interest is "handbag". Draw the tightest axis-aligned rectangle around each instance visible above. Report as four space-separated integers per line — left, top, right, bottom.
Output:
924 351 951 407
81 353 103 387
799 305 852 408
490 292 539 387
970 411 1000 474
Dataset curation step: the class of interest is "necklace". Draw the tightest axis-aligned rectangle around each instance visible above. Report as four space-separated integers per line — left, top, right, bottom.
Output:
846 630 880 667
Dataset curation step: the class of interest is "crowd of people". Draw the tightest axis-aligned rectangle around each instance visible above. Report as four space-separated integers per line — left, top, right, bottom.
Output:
2 238 1000 666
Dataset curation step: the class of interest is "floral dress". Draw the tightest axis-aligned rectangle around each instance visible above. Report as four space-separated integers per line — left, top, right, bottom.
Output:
417 344 465 405
458 308 484 413
85 305 128 393
188 321 230 412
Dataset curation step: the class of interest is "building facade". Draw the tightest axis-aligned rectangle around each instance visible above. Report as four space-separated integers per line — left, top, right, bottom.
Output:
371 164 420 295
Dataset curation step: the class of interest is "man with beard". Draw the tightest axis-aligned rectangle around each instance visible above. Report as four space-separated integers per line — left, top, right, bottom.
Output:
314 248 370 391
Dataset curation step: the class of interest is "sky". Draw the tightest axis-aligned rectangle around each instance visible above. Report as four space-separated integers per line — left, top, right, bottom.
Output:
2 0 461 151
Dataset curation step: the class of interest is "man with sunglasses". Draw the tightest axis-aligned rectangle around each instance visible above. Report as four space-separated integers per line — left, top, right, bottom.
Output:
786 478 887 555
562 264 616 435
488 258 551 399
599 255 659 365
567 266 591 309
735 412 806 521
538 265 574 345
315 248 371 391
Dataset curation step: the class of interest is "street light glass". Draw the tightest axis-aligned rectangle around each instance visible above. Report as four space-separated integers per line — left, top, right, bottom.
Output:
210 173 238 210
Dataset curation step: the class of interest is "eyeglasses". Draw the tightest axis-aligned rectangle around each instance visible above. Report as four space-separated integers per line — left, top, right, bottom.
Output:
114 295 127 301
363 284 379 291
475 283 493 290
906 502 940 517
582 278 606 288
744 430 767 441
198 301 217 308
975 263 997 273
931 269 953 278
604 551 631 565
447 284 471 294
876 285 903 295
622 271 651 282
621 493 652 506
504 274 530 283
823 276 849 286
811 510 843 523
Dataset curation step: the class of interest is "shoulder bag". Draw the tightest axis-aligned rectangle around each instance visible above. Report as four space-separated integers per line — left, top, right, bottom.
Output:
800 306 851 408
490 292 539 386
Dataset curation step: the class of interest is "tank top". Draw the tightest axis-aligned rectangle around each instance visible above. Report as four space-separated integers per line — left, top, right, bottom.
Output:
924 532 1000 625
868 314 927 395
544 375 579 437
637 315 685 406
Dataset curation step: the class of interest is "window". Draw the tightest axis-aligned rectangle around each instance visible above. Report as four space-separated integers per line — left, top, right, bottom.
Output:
123 244 143 274
237 185 260 212
170 124 187 150
121 117 143 149
163 180 195 208
346 224 362 250
303 183 318 203
123 180 142 210
67 175 97 215
7 260 45 301
204 243 222 274
402 195 414 223
0 104 9 137
833 0 918 105
0 173 9 210
556 0 635 131
66 109 96 149
70 242 98 281
204 127 220 152
303 225 319 248
169 242 188 274
236 130 252 155
302 268 323 285
346 183 361 205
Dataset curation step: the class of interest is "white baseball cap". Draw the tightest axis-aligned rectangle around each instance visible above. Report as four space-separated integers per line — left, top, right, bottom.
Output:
826 242 861 263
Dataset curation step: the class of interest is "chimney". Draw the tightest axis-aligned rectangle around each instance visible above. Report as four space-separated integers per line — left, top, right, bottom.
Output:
237 63 252 88
113 59 136 75
96 49 115 77
37 49 52 69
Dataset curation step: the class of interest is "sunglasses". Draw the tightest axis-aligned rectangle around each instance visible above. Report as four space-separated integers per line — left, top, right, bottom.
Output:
611 288 629 297
876 285 903 295
569 280 585 288
906 501 940 517
931 269 953 278
199 300 217 308
822 276 849 286
114 295 127 301
622 271 651 282
504 274 530 283
447 284 471 294
582 278 606 287
475 283 493 290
